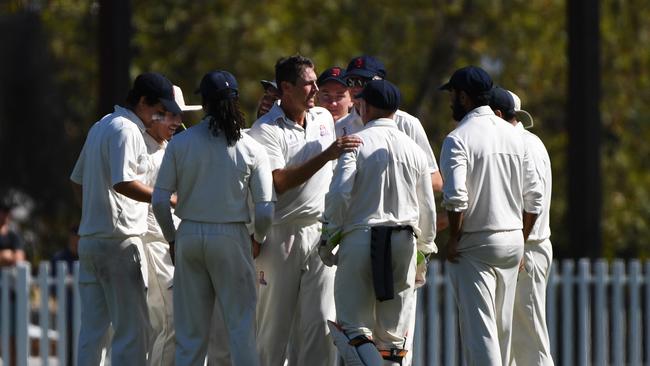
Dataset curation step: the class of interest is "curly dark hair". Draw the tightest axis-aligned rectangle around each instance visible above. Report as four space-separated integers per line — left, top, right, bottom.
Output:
204 96 246 146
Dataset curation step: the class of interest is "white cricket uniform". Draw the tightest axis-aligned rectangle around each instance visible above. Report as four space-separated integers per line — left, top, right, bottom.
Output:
153 119 274 366
337 107 439 365
70 105 152 366
142 131 179 366
324 118 437 356
247 103 338 366
440 106 543 366
511 123 554 366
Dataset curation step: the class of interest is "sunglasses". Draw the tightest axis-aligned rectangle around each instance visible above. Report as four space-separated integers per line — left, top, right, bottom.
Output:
346 78 370 88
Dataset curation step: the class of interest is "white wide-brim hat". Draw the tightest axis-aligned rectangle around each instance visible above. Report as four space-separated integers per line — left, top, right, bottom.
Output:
507 90 534 128
173 85 202 112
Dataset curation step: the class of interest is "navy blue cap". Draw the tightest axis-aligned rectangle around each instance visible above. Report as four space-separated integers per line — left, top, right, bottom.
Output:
317 67 347 87
133 72 181 114
197 71 239 101
489 87 515 115
345 55 387 80
354 79 400 111
439 66 493 96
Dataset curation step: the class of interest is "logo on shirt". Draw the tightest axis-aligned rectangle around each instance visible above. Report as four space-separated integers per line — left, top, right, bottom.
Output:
320 124 329 137
259 271 268 286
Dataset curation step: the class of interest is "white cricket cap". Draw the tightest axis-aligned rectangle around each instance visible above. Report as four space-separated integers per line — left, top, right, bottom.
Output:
507 90 534 128
173 85 202 112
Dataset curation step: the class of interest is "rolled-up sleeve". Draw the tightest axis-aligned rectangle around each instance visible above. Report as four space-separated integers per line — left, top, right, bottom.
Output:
440 135 468 212
522 145 544 214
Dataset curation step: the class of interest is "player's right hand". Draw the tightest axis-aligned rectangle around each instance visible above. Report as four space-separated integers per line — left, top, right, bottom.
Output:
324 136 363 160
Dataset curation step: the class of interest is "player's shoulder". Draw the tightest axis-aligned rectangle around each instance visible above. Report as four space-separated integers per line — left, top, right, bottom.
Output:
309 106 334 121
394 109 419 123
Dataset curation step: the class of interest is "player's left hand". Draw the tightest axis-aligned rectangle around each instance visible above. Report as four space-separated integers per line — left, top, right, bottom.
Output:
323 136 363 160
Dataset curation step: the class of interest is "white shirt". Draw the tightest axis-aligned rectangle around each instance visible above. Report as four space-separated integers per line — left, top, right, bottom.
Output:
325 118 437 254
517 123 552 241
70 105 150 238
440 106 543 233
247 103 336 224
336 108 440 174
142 132 180 240
154 118 274 233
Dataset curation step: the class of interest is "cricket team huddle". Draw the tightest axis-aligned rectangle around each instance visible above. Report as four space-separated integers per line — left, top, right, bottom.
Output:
71 54 553 366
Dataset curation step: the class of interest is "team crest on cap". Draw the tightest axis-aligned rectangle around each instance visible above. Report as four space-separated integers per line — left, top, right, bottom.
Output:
331 67 341 76
354 58 364 68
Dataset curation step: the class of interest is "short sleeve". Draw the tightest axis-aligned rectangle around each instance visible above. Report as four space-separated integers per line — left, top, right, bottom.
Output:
155 141 178 192
247 123 286 171
108 125 146 186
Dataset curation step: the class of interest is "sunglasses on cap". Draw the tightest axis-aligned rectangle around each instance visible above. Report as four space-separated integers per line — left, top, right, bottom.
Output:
346 77 369 88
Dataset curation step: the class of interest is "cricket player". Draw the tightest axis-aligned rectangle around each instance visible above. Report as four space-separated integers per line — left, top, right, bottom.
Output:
141 85 200 366
70 72 181 365
247 55 362 366
257 79 281 118
152 70 274 366
322 79 437 365
336 55 443 364
439 67 543 366
316 66 353 122
489 88 554 366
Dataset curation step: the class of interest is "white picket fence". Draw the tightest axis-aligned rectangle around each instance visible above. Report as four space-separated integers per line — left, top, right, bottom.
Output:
1 259 648 365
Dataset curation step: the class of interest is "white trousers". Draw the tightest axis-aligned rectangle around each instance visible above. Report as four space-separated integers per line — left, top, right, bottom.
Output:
511 239 554 366
448 230 524 366
255 221 337 366
335 227 416 351
77 236 151 366
143 234 175 366
174 221 259 366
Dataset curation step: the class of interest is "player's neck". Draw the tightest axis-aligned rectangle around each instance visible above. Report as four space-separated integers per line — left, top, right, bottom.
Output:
281 103 307 127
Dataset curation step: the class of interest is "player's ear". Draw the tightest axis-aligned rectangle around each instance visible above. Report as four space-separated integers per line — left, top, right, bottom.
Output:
494 109 504 118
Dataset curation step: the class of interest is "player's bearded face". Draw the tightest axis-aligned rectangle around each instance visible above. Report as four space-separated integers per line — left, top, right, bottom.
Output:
451 91 467 122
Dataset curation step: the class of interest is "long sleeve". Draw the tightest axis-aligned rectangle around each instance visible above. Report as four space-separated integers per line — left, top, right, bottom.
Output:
152 188 175 243
415 170 438 254
253 201 274 242
323 150 357 237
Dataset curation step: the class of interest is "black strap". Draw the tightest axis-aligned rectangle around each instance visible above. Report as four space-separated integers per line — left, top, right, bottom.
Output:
371 226 395 301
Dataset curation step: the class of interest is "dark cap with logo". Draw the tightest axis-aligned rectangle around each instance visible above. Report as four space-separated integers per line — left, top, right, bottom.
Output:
345 55 387 80
439 66 493 96
489 87 515 115
132 72 182 114
197 71 239 101
317 67 347 87
354 79 400 111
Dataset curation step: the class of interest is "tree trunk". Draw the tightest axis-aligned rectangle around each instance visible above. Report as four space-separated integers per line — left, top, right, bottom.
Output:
567 0 602 257
98 0 132 116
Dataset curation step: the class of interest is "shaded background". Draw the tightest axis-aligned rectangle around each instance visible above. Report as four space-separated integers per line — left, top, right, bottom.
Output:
0 0 648 264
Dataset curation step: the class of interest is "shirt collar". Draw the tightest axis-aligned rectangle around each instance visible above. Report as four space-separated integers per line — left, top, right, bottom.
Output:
458 105 496 125
365 117 397 129
515 121 525 130
115 105 147 132
273 103 313 131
